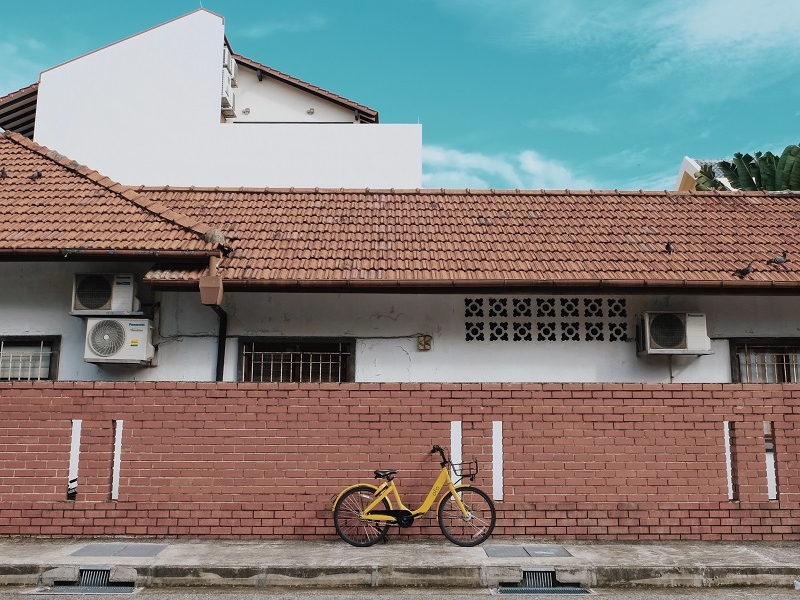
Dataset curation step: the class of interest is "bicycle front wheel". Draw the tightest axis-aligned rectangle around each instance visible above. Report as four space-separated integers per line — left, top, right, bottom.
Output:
333 485 391 547
437 486 496 546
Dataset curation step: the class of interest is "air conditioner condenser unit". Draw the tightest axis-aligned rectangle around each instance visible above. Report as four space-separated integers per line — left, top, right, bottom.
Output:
84 318 155 364
638 311 713 355
72 273 140 314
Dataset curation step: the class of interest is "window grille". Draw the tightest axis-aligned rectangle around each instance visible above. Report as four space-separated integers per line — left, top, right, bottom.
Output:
0 339 57 381
240 340 352 383
735 345 800 383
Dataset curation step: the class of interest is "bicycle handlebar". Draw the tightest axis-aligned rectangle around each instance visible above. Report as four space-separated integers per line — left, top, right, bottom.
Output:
431 444 448 466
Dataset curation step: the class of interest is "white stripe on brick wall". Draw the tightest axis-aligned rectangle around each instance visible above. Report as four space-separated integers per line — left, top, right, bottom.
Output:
450 420 462 481
111 420 124 501
493 420 503 501
68 419 81 499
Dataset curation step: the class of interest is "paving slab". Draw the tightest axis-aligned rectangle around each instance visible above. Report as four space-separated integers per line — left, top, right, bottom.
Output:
0 538 799 589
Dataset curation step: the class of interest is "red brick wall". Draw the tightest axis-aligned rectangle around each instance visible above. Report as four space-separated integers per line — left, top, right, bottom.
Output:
2 381 800 540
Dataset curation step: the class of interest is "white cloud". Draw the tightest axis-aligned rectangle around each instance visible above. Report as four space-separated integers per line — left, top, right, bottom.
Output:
422 145 595 190
616 171 678 192
444 0 800 54
439 0 800 99
0 39 47 97
518 150 594 189
421 170 489 190
589 147 680 190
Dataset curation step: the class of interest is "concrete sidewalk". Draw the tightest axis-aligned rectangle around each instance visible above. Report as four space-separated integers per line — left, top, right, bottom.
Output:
1 538 800 590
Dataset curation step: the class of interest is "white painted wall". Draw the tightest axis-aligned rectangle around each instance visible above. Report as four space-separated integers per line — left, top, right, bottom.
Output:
0 262 159 381
232 68 357 123
214 291 738 384
5 262 800 384
33 10 422 189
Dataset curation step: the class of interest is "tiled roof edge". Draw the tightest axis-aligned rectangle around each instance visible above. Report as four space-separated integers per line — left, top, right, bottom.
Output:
0 82 39 105
142 275 800 292
231 53 379 123
133 184 777 198
1 130 224 251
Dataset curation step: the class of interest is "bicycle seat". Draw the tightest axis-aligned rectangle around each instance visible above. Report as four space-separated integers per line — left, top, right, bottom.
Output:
374 469 397 479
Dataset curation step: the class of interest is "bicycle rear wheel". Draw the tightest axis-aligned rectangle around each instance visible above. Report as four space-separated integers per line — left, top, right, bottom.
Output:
333 485 391 547
437 486 496 546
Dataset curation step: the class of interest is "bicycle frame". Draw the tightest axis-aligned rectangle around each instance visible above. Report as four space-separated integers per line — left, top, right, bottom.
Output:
333 464 470 523
333 445 496 547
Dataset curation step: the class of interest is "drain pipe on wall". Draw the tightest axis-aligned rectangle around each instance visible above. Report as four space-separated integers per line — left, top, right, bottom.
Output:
199 255 227 382
210 305 228 382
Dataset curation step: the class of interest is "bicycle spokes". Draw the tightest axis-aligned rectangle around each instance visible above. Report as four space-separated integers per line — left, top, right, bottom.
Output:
437 488 496 547
333 485 390 547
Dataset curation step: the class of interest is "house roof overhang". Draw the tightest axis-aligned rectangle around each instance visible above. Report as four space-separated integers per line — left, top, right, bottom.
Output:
0 83 38 138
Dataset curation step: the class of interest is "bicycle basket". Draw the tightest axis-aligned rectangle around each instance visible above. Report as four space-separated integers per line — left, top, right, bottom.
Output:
451 459 478 480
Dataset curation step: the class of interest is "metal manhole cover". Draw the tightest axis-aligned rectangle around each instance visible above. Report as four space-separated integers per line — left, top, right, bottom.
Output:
484 545 573 558
71 543 167 558
524 545 573 557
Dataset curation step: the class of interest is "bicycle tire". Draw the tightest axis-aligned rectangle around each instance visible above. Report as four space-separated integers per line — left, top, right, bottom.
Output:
437 486 496 546
333 484 391 547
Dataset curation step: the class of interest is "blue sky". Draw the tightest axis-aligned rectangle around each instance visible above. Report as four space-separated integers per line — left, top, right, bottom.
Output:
1 0 799 191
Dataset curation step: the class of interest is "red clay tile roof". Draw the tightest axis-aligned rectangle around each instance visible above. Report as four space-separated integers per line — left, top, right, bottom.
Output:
231 52 378 124
0 131 221 259
139 186 800 292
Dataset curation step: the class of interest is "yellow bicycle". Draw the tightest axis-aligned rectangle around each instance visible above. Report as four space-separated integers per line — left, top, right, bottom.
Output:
332 444 496 547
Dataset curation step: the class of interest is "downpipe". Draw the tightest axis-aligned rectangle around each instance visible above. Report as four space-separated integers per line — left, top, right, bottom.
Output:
211 304 227 382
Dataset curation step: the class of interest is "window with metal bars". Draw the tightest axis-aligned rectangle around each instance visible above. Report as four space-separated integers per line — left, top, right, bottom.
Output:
0 337 60 381
239 339 353 383
730 339 800 383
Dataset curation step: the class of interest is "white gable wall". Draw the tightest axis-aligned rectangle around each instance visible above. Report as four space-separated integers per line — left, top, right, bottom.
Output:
33 10 421 189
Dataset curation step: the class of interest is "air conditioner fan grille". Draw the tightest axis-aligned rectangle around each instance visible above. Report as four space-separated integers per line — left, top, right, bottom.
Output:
88 319 126 357
649 313 686 349
76 275 113 310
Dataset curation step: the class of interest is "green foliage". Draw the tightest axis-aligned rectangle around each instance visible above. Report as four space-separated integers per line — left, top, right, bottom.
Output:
696 143 800 191
694 164 727 191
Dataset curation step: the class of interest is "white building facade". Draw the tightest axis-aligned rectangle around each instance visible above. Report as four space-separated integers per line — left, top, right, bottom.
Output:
32 9 421 189
2 260 793 385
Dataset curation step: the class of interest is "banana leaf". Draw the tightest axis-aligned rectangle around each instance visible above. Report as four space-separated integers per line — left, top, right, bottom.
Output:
756 151 777 191
787 146 800 189
694 164 726 191
775 145 792 189
718 160 738 188
732 152 759 191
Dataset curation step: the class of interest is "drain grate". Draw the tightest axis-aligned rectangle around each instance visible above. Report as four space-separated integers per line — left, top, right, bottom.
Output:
38 567 136 595
80 568 111 587
497 568 589 595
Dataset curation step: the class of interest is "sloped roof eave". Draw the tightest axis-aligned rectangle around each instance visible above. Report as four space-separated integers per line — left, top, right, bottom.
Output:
1 248 218 260
142 275 800 295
